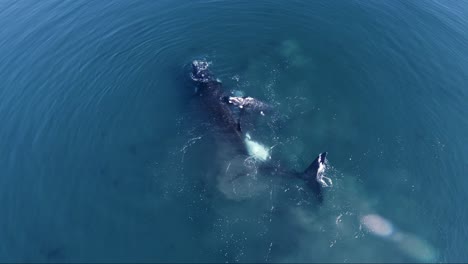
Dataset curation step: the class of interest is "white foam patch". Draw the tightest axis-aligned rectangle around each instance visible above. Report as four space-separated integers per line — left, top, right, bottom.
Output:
244 133 271 161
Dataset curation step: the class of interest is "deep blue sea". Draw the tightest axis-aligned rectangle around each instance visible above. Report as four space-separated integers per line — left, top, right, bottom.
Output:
1 0 467 262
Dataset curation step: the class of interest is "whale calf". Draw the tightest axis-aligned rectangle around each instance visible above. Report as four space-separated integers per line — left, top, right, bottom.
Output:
190 60 330 202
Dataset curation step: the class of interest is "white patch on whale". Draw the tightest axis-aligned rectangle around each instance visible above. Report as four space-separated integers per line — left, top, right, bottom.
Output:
244 133 271 162
317 161 333 188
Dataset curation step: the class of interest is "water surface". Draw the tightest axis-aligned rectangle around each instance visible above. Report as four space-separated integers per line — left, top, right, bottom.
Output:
0 0 467 262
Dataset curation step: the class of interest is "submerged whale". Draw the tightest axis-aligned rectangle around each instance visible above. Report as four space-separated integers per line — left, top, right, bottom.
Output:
190 60 330 202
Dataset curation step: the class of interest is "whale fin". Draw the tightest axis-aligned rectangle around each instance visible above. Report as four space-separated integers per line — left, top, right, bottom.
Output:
302 152 328 203
304 152 327 176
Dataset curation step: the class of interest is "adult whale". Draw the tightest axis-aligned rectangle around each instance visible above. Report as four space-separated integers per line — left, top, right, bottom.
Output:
190 60 331 202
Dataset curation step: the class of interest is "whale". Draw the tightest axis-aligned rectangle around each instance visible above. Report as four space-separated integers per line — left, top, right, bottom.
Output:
190 60 330 202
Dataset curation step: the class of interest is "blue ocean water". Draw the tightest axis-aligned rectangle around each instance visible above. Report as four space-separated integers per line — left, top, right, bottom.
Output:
0 0 467 262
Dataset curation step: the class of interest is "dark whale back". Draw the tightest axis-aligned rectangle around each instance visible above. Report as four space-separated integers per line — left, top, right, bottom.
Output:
191 61 247 155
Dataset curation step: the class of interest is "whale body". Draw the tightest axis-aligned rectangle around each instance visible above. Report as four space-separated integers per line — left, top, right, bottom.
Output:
190 60 329 202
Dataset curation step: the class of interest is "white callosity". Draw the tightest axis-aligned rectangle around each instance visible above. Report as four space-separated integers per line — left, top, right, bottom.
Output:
228 96 269 116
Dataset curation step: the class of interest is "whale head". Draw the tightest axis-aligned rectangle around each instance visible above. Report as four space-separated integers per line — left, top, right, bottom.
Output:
191 60 213 83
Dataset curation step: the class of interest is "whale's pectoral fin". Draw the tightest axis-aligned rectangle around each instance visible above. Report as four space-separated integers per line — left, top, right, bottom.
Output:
304 152 327 176
301 152 328 203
